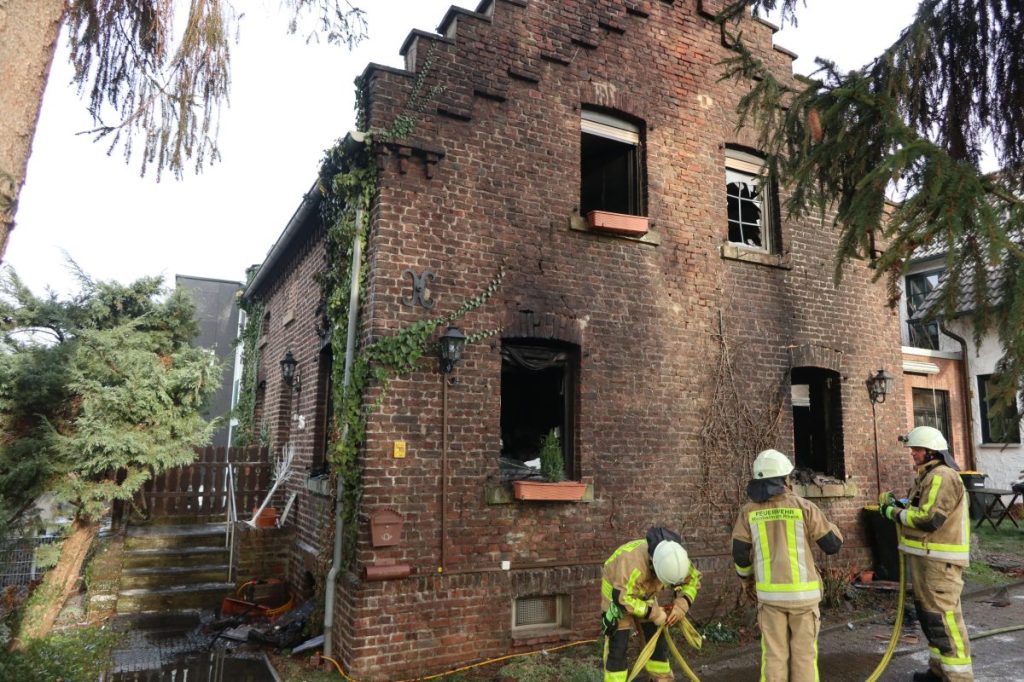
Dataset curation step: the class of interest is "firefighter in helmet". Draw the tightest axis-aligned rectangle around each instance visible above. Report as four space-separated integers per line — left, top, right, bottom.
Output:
600 527 701 682
879 425 973 681
732 449 844 681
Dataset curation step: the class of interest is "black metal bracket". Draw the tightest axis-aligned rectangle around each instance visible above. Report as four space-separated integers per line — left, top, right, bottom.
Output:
401 269 435 309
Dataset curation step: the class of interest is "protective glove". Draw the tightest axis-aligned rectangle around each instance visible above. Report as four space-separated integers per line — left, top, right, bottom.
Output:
879 503 898 521
879 491 897 506
601 602 622 637
648 603 667 627
666 598 689 626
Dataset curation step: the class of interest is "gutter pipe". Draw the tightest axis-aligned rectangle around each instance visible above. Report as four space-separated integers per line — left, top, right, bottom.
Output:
940 322 977 472
323 207 364 659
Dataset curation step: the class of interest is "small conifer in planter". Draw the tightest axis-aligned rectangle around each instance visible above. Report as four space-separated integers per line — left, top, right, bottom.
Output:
539 429 565 482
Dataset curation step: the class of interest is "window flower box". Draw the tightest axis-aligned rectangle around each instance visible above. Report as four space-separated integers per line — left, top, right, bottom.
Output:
512 480 588 502
586 210 649 237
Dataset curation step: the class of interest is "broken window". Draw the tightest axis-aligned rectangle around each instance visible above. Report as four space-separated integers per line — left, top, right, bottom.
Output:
905 269 942 349
978 374 1021 444
580 109 645 217
912 387 953 454
500 340 578 481
791 367 845 478
726 148 775 252
311 345 334 475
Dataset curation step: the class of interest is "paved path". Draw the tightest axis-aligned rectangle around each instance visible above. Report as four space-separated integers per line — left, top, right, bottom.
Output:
693 581 1024 682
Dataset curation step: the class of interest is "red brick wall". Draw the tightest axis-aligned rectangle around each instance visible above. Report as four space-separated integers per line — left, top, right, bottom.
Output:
254 1 908 679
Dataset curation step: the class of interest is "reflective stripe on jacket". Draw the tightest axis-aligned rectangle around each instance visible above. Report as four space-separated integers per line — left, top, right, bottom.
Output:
731 490 843 607
896 460 970 566
601 539 701 619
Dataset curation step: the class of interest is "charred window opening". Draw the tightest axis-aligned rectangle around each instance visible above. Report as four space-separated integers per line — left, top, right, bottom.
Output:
500 340 578 481
580 109 645 217
311 345 333 475
791 367 845 478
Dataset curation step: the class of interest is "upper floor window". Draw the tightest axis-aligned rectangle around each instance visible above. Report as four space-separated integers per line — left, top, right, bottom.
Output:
905 269 942 350
725 148 775 252
580 109 645 217
791 367 845 478
978 374 1021 444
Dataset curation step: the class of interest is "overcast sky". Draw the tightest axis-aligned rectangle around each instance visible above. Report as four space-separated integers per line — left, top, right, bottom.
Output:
7 0 918 297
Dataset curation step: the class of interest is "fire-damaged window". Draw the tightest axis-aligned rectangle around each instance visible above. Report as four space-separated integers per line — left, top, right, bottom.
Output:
500 340 579 481
791 367 845 478
726 147 777 253
312 344 333 475
580 109 645 217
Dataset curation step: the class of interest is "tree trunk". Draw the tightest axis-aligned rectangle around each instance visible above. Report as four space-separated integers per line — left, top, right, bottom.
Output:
14 517 98 645
0 0 65 259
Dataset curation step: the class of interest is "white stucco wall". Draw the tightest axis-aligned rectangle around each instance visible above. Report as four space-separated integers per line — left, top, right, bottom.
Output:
947 318 1024 488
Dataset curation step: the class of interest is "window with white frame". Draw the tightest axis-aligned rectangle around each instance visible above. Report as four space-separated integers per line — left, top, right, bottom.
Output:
580 109 645 217
726 148 774 252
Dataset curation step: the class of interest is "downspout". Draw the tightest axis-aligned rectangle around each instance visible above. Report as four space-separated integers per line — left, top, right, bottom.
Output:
323 208 364 659
940 322 977 471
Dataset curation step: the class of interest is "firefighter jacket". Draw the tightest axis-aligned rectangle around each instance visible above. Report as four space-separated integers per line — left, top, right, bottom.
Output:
732 489 844 608
895 459 970 566
601 535 701 622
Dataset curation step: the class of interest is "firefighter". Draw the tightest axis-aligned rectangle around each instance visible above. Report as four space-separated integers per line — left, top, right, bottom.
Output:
879 425 973 682
600 526 701 682
731 449 844 682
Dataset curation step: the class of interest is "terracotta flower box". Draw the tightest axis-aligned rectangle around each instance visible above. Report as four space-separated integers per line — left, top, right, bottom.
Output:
253 507 280 528
512 480 588 502
586 210 649 237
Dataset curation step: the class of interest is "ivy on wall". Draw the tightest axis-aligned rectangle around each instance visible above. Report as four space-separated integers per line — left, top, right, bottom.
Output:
232 273 264 447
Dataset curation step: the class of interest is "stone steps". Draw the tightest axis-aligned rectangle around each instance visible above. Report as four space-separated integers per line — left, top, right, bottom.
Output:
117 581 235 613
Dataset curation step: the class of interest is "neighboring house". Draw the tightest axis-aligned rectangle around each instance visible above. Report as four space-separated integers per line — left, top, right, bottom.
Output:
900 250 1024 488
175 275 243 447
241 2 905 679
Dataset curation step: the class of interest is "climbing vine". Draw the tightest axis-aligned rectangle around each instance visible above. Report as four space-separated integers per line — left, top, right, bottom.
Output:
315 44 494 569
231 277 264 447
696 311 786 519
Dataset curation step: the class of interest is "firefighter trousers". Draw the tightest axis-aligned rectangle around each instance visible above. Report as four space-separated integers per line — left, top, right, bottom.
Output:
756 602 820 682
908 555 973 681
603 619 673 682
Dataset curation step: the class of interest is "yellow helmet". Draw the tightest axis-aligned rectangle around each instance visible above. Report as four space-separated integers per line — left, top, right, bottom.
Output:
752 449 794 479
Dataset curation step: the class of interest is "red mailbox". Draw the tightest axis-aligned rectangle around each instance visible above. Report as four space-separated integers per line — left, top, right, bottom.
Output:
369 509 403 547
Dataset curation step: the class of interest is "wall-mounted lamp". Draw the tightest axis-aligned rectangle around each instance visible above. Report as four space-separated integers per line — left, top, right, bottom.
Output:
438 326 466 375
866 368 894 404
280 351 301 392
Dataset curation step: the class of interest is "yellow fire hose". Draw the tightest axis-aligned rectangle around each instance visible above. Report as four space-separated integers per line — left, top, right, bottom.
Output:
863 548 907 682
626 616 703 682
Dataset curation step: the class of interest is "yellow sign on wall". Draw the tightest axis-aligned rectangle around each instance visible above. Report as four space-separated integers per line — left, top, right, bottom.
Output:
394 440 407 458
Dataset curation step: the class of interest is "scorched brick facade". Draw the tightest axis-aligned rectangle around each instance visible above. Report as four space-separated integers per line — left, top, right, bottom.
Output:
243 1 910 679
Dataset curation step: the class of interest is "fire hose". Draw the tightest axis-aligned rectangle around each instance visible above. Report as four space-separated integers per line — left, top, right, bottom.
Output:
626 616 703 682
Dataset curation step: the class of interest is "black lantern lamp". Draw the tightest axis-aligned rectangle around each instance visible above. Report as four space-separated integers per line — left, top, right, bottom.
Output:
866 368 894 404
438 326 466 374
280 351 299 387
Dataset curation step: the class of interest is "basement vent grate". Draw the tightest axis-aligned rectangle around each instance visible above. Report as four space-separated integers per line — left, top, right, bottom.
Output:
514 594 567 632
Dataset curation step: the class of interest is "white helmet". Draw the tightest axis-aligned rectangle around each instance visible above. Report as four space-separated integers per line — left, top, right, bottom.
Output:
752 449 794 479
904 426 948 452
652 541 690 586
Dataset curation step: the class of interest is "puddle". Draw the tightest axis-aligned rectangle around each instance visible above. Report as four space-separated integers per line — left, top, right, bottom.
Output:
108 649 277 681
697 652 886 682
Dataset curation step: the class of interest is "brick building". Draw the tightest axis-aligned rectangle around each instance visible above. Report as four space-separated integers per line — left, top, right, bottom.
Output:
242 1 908 679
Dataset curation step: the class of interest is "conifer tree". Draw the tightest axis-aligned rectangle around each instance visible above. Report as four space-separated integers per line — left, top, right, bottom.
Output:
721 0 1024 404
0 266 219 526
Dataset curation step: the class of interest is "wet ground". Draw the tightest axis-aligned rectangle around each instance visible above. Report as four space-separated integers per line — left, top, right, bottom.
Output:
694 581 1024 682
103 609 279 681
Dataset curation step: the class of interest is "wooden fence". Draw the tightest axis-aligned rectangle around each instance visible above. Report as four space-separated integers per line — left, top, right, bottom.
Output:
136 446 271 520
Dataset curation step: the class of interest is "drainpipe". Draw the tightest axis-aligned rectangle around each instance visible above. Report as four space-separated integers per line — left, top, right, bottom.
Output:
323 208 364 660
940 322 977 472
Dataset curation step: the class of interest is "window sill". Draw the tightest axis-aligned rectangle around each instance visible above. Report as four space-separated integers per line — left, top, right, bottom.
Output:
305 474 332 496
978 443 1023 449
485 481 594 505
720 243 791 269
569 215 661 246
282 310 296 327
257 335 268 349
793 481 859 499
510 627 574 645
